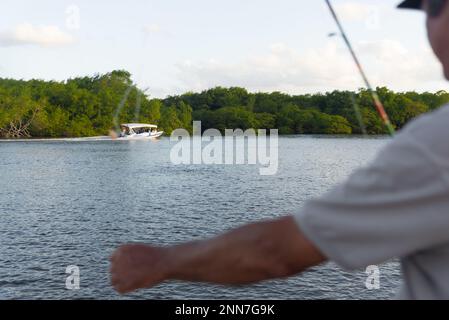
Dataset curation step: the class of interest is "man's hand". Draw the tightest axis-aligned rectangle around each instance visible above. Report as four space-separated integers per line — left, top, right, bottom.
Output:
110 244 170 294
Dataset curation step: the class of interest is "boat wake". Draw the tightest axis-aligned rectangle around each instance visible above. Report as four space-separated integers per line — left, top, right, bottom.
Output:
0 136 118 142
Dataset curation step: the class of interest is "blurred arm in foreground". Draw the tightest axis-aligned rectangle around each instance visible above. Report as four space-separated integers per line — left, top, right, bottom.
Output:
110 216 325 294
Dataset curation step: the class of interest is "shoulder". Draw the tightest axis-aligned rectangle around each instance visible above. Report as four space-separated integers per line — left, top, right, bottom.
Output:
401 104 449 138
393 104 449 168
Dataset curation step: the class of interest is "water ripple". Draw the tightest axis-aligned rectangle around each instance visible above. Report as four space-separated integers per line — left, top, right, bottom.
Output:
0 137 399 299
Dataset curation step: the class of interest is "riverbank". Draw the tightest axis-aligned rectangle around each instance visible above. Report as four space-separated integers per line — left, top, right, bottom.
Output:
0 134 391 142
1 72 446 139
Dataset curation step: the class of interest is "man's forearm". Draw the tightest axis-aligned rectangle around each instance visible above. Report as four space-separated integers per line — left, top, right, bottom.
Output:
165 216 326 285
110 216 326 293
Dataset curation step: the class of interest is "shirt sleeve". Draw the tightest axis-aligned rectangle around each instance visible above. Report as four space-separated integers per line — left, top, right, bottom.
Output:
294 110 449 270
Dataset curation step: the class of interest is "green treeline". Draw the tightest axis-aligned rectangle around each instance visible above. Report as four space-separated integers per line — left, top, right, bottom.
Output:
1 70 448 138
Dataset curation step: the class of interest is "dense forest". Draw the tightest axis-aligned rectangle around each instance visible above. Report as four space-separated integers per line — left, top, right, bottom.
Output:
0 70 448 138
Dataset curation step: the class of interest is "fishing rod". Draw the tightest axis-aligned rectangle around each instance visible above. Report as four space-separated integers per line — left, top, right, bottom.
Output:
324 0 395 136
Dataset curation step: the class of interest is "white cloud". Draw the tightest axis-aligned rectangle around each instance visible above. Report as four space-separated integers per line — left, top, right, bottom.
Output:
358 39 409 59
334 2 379 22
0 23 75 47
175 43 356 94
143 24 161 34
356 40 443 90
174 40 445 95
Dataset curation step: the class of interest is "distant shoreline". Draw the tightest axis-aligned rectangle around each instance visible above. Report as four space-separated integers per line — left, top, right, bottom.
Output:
2 71 446 139
0 134 390 142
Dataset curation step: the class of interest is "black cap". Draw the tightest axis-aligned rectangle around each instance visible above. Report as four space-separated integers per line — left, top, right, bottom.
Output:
397 0 422 9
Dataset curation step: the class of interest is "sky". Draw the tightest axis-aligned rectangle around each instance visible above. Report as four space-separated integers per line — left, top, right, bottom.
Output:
0 0 447 98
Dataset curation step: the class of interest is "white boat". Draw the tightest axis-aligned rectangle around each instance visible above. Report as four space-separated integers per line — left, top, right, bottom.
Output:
118 123 164 140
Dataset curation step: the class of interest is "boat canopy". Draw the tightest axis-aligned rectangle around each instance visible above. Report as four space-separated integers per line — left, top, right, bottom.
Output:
121 123 158 129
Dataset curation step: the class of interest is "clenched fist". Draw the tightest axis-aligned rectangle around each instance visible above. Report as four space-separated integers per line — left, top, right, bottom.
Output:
109 244 171 294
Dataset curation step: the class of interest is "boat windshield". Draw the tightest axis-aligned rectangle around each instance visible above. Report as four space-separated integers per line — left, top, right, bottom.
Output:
132 127 151 134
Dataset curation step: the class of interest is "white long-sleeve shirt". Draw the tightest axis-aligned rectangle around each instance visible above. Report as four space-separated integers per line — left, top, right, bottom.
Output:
295 104 449 299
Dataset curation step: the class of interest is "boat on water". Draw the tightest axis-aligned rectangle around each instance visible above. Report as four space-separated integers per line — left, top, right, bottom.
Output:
117 123 164 140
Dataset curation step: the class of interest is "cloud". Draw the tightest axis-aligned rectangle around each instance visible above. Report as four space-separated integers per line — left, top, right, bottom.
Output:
174 40 445 95
334 2 379 22
175 43 357 94
0 23 75 47
143 24 161 34
142 23 176 40
356 40 442 90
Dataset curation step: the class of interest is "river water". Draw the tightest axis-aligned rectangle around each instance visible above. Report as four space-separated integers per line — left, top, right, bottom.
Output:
0 136 401 300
